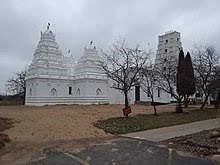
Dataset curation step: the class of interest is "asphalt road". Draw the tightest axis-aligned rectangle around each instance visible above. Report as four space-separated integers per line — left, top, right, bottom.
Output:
29 138 213 165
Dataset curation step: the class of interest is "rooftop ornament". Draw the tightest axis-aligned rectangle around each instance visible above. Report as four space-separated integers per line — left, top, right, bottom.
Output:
47 22 50 30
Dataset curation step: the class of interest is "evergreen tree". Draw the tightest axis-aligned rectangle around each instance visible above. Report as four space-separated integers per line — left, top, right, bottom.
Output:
176 49 185 113
184 52 196 107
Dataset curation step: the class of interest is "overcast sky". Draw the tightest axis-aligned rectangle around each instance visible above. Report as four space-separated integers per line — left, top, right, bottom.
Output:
0 0 220 94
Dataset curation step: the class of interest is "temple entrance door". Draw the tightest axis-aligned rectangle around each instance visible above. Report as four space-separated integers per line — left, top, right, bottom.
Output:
135 86 140 102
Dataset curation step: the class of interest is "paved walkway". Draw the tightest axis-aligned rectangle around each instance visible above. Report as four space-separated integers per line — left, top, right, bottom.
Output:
123 118 220 142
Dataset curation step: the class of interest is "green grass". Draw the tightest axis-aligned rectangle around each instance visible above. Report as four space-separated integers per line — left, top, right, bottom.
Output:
0 117 14 132
94 108 220 134
0 117 13 149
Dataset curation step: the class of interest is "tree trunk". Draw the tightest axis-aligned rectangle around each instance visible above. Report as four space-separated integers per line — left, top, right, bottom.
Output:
200 94 209 110
184 95 188 108
151 96 158 116
176 99 183 113
124 91 129 117
124 91 129 108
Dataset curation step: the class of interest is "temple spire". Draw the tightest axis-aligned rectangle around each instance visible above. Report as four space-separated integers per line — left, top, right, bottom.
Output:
88 40 96 49
47 22 50 30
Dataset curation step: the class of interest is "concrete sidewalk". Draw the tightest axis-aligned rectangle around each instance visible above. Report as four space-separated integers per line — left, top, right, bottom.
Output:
123 118 220 142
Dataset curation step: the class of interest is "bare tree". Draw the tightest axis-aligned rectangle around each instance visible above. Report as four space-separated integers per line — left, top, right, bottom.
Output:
6 70 26 104
154 60 183 113
101 41 149 115
140 65 158 116
192 46 219 110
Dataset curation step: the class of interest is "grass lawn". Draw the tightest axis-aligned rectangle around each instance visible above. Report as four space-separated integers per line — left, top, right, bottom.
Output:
94 108 220 134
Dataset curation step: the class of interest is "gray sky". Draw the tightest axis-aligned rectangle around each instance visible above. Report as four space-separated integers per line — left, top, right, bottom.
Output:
0 0 220 94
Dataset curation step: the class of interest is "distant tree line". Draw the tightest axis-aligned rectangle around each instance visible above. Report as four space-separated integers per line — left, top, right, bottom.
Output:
6 70 26 104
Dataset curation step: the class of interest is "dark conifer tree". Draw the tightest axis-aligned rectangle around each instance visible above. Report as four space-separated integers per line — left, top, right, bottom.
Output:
183 52 196 107
176 49 185 113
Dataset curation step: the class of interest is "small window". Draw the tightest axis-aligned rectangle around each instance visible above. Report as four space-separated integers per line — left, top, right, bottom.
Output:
164 58 167 62
69 87 72 95
29 88 32 96
165 39 168 43
51 88 57 96
96 88 102 95
165 49 168 53
163 67 166 71
177 38 180 42
158 89 160 98
147 87 150 97
76 88 80 95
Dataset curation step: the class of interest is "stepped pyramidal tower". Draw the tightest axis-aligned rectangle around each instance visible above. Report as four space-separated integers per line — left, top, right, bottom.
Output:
155 31 182 67
27 23 74 79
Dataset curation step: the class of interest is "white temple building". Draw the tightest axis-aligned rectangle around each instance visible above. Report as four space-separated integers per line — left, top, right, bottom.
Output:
25 26 182 106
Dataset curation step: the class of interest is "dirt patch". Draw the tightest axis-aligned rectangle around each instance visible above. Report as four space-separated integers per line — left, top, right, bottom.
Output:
0 104 201 164
0 117 14 132
0 104 192 143
162 128 220 158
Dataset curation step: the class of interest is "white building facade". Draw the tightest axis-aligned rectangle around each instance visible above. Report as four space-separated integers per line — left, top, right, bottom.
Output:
25 27 182 106
25 27 133 105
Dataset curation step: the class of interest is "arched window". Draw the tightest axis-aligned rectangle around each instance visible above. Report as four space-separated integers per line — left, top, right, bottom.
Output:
29 88 32 96
76 88 80 95
51 88 57 96
96 88 102 95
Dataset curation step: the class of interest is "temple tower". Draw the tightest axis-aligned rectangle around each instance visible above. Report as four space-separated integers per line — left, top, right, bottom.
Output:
73 41 109 104
25 24 75 105
26 25 71 78
155 31 182 66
